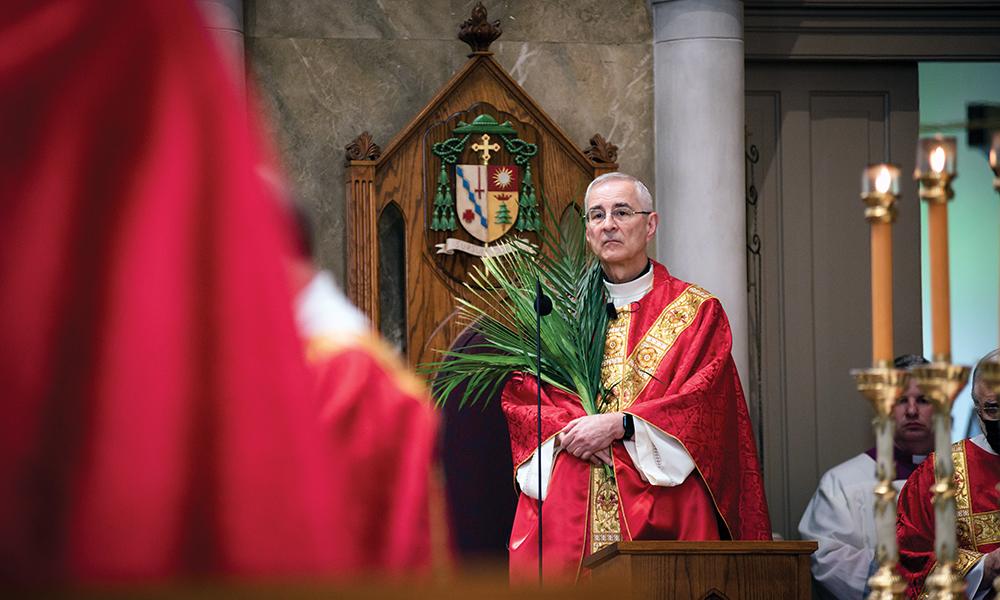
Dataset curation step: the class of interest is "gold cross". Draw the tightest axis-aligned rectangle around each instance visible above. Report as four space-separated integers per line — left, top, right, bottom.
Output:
471 133 501 165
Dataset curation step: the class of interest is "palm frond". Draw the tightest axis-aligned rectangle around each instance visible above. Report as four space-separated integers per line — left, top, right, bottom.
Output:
420 199 609 414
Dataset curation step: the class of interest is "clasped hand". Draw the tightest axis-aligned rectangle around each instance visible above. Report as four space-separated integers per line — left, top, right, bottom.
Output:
556 413 624 466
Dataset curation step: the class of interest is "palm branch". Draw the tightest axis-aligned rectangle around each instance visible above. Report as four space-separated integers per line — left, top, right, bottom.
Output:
422 206 609 414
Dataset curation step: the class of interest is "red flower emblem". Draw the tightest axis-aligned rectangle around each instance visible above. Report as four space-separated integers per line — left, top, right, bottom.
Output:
462 209 475 223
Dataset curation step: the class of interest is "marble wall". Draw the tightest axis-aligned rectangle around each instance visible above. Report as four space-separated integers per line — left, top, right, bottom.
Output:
246 0 654 283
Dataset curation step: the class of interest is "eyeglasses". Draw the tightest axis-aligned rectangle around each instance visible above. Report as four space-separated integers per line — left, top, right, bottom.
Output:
585 207 653 225
979 403 1000 420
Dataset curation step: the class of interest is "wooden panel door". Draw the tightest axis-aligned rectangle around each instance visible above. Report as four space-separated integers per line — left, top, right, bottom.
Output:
745 62 920 537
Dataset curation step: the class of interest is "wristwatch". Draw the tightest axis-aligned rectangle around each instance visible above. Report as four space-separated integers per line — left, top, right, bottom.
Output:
621 413 635 441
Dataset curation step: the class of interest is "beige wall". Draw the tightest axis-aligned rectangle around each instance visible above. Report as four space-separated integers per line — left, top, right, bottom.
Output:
246 0 654 284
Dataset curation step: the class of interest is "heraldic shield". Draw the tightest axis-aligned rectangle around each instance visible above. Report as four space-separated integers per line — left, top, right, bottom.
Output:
454 164 520 243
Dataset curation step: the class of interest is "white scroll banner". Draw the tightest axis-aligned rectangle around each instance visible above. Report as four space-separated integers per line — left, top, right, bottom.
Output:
435 237 534 258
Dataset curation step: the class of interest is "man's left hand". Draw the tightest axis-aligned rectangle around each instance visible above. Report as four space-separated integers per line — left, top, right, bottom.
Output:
558 413 624 463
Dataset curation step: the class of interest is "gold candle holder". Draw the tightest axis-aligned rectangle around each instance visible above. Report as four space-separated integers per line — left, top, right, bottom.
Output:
852 366 911 599
910 361 971 600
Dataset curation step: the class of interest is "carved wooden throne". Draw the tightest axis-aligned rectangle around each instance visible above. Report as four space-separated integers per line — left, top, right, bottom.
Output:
344 2 619 369
343 3 620 562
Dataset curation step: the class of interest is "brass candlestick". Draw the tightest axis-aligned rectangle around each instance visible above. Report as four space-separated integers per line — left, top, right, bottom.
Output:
910 362 971 600
853 367 910 599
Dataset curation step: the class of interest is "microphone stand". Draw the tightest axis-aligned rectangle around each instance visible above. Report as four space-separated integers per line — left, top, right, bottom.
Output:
534 277 551 586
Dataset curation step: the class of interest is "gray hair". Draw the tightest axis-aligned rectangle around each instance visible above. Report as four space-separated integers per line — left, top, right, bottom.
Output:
972 348 1000 404
584 172 654 211
894 354 929 370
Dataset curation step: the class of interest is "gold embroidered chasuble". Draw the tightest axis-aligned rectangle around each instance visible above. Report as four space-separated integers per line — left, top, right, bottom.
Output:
898 439 1000 599
589 284 713 554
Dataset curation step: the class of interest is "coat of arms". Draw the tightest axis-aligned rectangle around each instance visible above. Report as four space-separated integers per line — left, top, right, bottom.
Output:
430 114 539 256
455 163 518 243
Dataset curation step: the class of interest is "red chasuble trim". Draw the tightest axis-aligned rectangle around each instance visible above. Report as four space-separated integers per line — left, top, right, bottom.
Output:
602 285 714 410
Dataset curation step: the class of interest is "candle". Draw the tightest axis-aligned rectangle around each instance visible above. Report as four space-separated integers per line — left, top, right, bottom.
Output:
990 130 1000 184
992 132 1000 356
917 136 956 181
871 222 894 365
875 166 892 193
928 201 951 359
930 146 946 173
990 131 999 175
915 136 957 361
861 164 900 366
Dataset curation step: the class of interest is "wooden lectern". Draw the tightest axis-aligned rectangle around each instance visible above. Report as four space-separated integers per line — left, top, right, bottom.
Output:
583 541 817 600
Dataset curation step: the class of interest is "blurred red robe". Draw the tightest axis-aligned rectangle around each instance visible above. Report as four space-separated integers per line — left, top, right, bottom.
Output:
897 439 1000 599
0 0 439 584
303 331 446 575
501 261 771 579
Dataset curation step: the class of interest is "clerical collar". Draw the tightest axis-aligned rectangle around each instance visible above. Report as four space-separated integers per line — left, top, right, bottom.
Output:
604 261 654 309
864 446 927 480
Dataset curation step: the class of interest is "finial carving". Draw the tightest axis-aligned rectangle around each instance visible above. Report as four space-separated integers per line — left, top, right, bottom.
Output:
345 131 381 164
458 2 502 55
583 134 619 165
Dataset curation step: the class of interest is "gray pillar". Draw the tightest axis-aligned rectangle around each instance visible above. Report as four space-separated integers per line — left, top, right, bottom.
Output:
652 0 748 389
198 0 245 93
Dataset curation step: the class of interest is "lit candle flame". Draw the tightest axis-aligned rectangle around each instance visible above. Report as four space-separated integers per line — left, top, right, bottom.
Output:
874 166 892 194
930 146 946 173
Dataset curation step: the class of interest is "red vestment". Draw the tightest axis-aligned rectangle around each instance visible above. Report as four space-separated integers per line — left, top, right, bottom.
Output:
0 0 414 583
897 439 1000 599
305 334 446 575
501 261 771 579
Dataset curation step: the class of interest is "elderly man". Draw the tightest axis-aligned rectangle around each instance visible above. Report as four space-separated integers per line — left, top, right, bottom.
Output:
897 349 1000 599
799 354 933 599
501 172 771 579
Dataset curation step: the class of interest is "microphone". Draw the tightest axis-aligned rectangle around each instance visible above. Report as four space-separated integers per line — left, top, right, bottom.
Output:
534 287 553 316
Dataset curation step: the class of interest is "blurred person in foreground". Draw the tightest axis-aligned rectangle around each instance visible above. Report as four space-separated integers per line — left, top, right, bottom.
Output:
287 202 446 574
798 354 933 599
897 349 1000 599
0 0 438 584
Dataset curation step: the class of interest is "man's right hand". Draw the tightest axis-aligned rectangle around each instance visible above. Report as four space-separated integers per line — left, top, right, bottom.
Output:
555 413 619 466
555 434 611 465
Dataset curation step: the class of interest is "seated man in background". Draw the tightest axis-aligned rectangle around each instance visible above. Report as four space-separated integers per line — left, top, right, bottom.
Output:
897 349 1000 600
799 354 933 599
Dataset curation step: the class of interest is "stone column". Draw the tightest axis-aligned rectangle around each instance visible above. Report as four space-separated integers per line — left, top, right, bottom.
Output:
652 0 748 388
197 0 245 93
